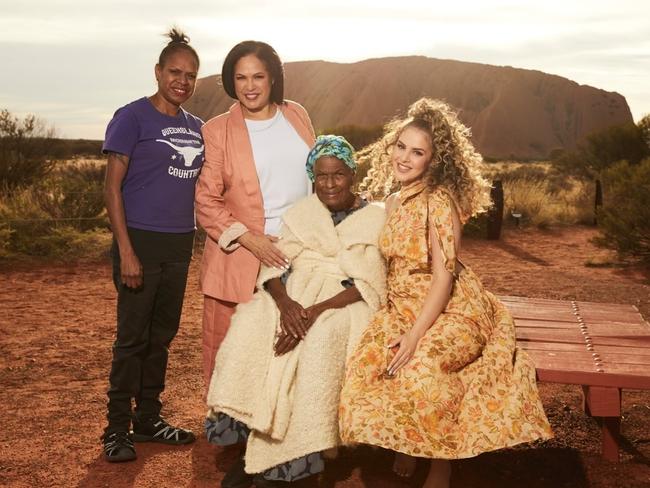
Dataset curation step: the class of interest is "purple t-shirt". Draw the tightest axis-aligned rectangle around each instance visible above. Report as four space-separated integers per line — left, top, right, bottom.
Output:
102 97 204 233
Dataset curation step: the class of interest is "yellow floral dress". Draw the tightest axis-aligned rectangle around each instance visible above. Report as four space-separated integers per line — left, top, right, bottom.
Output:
339 181 552 459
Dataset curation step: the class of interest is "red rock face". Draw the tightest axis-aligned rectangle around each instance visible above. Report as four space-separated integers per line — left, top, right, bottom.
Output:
184 56 633 160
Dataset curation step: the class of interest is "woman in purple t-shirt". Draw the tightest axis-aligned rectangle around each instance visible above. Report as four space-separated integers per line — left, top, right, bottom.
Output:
101 28 203 463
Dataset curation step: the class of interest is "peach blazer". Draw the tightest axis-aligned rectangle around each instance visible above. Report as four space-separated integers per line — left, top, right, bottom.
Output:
195 101 315 303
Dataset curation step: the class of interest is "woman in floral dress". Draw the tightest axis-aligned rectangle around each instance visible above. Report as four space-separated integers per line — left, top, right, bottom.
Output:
339 98 552 488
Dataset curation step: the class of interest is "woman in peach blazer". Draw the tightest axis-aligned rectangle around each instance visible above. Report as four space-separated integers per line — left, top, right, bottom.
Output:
195 41 315 385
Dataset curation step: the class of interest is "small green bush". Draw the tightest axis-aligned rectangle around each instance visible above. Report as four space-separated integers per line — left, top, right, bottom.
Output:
463 213 488 238
554 122 650 179
0 109 58 190
595 158 650 264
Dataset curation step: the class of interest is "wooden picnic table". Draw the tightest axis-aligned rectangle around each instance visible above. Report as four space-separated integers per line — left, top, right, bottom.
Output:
501 295 650 463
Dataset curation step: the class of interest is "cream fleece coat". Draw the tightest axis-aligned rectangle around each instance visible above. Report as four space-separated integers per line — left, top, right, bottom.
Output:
206 194 386 474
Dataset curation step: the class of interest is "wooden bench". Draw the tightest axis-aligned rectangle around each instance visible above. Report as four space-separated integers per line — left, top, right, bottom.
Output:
500 295 650 462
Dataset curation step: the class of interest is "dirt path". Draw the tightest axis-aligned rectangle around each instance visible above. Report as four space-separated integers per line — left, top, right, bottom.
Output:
1 226 649 487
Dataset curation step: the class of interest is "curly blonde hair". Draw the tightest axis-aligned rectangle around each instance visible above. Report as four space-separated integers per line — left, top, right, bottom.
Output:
358 97 491 221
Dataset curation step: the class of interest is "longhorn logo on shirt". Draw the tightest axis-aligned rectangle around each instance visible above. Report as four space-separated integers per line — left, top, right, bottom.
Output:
156 139 204 167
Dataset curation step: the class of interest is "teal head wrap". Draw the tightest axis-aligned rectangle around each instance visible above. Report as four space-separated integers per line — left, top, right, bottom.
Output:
306 135 356 182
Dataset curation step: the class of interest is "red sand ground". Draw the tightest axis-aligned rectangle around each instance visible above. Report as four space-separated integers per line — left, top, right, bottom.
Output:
1 226 649 488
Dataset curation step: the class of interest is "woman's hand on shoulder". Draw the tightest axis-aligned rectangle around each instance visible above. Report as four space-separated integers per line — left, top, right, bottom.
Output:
237 232 289 269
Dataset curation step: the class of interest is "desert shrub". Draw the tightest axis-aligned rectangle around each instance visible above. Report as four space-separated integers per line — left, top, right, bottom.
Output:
483 161 594 228
0 109 58 190
485 161 573 193
35 162 106 230
639 114 650 149
0 163 109 259
48 139 103 159
30 225 112 260
554 122 649 179
502 178 551 227
0 109 109 259
502 177 595 228
594 158 650 264
0 184 51 223
558 179 596 225
6 220 110 259
0 185 58 256
463 213 488 237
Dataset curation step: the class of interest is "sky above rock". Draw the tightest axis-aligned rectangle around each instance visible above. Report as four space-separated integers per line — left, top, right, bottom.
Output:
1 0 648 139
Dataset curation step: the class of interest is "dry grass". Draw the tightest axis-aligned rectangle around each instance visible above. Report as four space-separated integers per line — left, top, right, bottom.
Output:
0 159 109 259
57 157 106 168
484 161 595 228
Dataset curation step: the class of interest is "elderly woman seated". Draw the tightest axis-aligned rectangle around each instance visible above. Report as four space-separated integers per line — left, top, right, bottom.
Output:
205 135 386 488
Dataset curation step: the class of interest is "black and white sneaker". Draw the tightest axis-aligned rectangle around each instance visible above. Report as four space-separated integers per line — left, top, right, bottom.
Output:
132 417 196 445
102 431 136 462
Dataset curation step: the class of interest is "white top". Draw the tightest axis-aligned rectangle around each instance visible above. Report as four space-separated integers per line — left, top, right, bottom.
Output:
245 109 312 236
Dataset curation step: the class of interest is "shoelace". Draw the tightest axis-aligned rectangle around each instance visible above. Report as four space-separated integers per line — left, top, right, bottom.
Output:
104 433 134 454
151 420 183 441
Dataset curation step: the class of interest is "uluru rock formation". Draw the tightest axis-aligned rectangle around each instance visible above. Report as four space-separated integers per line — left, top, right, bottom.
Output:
185 56 633 159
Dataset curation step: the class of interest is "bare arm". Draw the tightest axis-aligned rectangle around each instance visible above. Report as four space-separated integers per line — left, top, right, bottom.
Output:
387 201 463 375
304 286 363 326
104 152 142 288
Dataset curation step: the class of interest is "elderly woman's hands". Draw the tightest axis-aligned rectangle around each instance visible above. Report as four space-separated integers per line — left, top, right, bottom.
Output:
276 296 308 339
273 287 363 356
238 232 289 269
273 303 325 355
274 332 301 356
302 304 325 330
266 278 307 340
268 275 307 356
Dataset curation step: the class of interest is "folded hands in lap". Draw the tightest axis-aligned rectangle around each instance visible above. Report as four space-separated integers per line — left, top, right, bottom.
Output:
274 301 326 356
